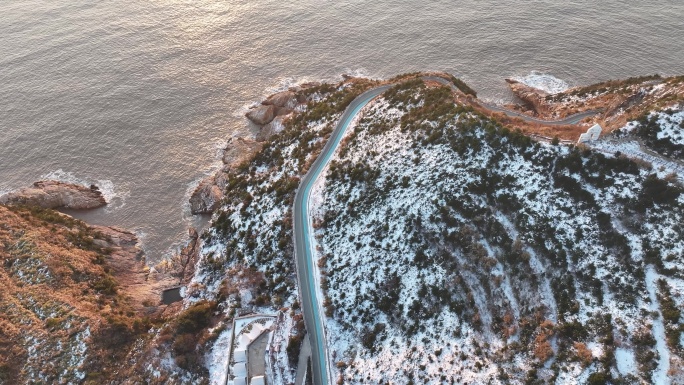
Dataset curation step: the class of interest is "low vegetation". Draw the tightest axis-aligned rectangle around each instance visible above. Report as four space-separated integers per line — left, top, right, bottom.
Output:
312 80 684 384
0 205 156 384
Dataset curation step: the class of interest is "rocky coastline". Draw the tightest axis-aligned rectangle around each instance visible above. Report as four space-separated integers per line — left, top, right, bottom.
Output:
0 180 107 209
0 179 186 310
504 75 684 131
189 83 318 214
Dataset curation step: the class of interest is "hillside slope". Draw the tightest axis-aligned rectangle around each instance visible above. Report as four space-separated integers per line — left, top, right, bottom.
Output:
309 80 684 384
0 205 156 384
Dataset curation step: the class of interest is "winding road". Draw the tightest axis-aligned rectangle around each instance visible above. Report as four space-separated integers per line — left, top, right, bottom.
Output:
424 76 601 125
293 84 392 385
292 76 599 385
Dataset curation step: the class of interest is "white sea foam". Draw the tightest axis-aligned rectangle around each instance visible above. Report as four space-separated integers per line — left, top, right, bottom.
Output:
234 76 319 120
513 71 570 94
133 229 150 256
41 169 129 210
265 76 319 94
343 67 371 78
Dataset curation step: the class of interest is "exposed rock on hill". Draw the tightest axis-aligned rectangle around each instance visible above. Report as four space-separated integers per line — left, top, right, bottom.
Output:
92 224 177 310
189 174 224 214
189 138 266 214
0 180 107 209
262 90 297 109
506 78 551 116
256 115 288 142
246 104 277 125
221 137 265 168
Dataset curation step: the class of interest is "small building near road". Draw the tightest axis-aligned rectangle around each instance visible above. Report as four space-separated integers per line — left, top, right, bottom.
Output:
228 314 277 385
578 124 602 143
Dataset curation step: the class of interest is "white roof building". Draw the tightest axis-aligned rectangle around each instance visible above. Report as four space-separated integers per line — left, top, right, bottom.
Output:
578 124 602 143
234 377 247 385
250 376 266 385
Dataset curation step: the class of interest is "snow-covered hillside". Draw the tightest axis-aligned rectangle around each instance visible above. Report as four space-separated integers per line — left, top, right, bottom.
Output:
186 78 382 382
309 81 684 384
616 106 684 160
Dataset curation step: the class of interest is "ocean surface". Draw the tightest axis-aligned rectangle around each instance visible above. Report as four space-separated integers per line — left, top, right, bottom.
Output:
2 0 683 262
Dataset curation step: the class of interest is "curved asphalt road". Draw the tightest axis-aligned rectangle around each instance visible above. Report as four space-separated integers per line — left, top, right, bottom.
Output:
423 76 600 125
293 84 392 385
292 76 598 385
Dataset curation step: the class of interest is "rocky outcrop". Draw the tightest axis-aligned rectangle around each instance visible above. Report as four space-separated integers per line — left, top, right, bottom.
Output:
91 224 180 311
506 78 551 116
0 180 107 209
189 174 224 214
246 104 277 125
193 87 308 214
189 138 267 214
222 137 265 168
263 90 298 109
256 115 288 142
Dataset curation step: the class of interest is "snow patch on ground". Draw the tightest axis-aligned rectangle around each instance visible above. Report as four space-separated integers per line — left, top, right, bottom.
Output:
645 266 671 385
615 347 637 376
208 327 233 385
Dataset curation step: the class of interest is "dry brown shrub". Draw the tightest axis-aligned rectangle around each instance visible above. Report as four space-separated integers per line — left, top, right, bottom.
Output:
533 319 555 362
573 341 593 365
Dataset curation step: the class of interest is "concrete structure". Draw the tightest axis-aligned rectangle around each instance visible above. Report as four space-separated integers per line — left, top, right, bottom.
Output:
234 348 247 362
234 362 247 377
578 124 602 143
227 314 277 385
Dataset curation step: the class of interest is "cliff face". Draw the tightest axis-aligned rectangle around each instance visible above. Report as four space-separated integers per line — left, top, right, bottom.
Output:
506 78 551 116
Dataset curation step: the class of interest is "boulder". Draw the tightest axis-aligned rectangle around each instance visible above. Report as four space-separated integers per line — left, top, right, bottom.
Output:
505 79 551 116
275 106 292 116
189 175 223 214
262 90 297 109
0 180 107 209
246 105 276 125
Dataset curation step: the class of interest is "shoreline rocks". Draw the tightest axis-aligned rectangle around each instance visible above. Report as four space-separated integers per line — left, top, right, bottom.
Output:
505 78 551 116
0 180 107 209
246 104 277 125
189 174 225 214
192 81 326 214
262 90 298 109
192 86 311 215
189 137 266 214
